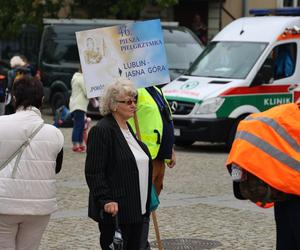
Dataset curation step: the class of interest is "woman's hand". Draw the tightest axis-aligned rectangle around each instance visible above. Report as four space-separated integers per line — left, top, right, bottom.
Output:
104 202 118 217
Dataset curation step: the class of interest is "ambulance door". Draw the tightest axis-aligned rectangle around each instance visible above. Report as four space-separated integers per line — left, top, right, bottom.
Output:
250 42 298 111
292 40 300 102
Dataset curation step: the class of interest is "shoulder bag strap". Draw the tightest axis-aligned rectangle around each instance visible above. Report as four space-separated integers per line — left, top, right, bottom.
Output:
0 123 44 176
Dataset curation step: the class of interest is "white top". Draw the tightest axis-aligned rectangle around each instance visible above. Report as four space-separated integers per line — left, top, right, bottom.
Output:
69 72 89 112
121 128 149 214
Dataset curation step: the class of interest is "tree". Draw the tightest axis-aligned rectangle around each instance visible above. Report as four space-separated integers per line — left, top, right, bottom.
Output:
73 0 178 19
0 0 178 39
0 0 62 39
156 0 178 9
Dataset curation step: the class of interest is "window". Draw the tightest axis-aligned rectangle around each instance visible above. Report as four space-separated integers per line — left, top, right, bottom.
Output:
280 0 300 7
265 43 297 80
283 0 294 6
42 40 79 64
188 41 267 79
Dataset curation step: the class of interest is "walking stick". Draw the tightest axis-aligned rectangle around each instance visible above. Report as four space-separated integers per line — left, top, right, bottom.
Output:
133 112 163 250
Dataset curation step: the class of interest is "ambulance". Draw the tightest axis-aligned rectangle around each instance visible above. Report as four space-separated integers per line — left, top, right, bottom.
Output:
163 16 300 148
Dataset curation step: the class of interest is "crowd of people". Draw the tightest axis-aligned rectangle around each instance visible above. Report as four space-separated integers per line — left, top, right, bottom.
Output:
0 56 177 249
0 49 299 250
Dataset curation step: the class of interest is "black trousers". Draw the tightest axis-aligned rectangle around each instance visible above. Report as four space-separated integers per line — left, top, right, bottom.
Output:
98 221 143 250
140 216 151 250
274 198 300 250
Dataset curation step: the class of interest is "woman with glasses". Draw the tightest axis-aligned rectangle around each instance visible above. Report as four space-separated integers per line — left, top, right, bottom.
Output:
85 78 152 250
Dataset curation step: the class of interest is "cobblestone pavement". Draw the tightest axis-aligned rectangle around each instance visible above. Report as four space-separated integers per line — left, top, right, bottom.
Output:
40 110 276 250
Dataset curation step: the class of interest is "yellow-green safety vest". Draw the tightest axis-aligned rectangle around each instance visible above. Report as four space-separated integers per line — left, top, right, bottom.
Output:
128 87 167 159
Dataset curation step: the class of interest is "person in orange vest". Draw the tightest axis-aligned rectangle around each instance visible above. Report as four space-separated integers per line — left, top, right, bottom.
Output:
227 103 300 250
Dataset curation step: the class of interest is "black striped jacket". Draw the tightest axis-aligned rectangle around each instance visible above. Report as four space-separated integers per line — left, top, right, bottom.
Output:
85 115 152 224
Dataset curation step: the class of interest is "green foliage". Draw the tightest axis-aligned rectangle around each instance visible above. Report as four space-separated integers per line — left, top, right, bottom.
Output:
74 0 178 19
155 0 178 8
0 0 62 39
0 0 178 39
73 0 148 19
110 0 149 19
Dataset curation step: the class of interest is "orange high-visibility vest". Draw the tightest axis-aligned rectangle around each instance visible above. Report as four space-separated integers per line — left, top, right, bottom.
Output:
227 103 300 196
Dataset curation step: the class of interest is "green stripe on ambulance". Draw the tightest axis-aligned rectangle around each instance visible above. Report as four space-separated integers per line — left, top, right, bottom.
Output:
216 94 293 118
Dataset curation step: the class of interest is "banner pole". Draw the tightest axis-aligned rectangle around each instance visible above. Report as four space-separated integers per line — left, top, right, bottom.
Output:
133 112 142 140
133 111 163 250
151 211 163 250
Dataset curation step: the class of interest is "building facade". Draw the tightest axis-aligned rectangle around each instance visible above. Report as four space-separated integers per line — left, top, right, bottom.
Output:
140 0 300 42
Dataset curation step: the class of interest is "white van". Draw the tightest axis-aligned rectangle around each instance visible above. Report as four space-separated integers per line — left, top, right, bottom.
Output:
163 16 300 148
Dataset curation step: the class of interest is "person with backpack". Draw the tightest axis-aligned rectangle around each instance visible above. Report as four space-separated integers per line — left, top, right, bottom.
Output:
5 55 32 114
227 103 300 250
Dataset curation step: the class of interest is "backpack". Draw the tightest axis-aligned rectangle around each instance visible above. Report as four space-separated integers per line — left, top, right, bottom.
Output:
7 66 31 91
231 165 292 205
53 105 73 128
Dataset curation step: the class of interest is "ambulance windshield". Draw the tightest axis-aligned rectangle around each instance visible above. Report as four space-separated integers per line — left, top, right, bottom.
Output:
188 41 267 79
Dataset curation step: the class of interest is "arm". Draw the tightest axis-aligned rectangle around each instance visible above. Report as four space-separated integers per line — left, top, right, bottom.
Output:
166 147 176 168
79 74 88 97
55 148 63 174
85 125 115 210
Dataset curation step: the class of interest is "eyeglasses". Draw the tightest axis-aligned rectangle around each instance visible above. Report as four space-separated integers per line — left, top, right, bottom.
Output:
116 98 137 105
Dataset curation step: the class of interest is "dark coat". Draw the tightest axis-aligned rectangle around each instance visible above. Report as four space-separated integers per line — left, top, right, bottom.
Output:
85 115 152 225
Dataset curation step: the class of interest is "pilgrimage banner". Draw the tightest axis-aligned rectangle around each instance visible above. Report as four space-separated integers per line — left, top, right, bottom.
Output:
76 19 170 98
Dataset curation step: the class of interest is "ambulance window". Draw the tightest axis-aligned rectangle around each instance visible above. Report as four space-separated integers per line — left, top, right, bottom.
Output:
253 43 296 86
188 41 267 79
272 43 296 80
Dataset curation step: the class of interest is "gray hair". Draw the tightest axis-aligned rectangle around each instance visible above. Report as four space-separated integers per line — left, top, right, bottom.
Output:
99 78 137 116
10 56 26 68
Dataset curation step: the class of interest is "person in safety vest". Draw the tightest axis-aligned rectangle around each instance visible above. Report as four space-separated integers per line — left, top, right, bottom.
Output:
128 85 176 250
227 103 300 250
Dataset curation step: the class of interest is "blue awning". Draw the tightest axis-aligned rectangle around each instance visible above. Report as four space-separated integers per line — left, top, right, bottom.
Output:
250 7 300 16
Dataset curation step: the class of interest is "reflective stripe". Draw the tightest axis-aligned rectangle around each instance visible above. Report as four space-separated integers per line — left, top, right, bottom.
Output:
246 116 300 152
236 130 300 172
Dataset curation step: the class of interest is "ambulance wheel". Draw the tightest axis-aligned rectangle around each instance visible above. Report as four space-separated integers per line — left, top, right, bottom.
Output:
175 138 195 147
226 115 248 151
